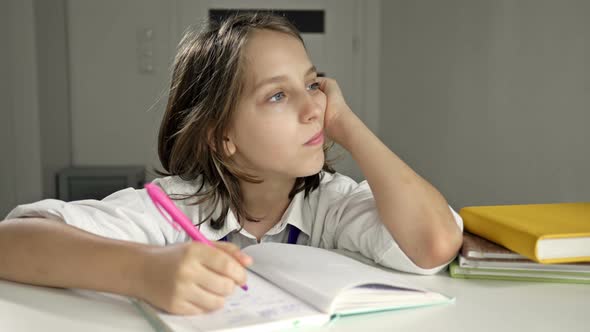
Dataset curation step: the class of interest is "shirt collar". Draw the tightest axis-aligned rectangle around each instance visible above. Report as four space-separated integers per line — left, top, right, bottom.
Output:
196 189 312 240
277 189 312 236
196 205 242 241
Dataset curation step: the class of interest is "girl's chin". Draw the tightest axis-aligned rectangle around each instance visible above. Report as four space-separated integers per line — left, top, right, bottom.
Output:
298 169 322 178
297 159 326 177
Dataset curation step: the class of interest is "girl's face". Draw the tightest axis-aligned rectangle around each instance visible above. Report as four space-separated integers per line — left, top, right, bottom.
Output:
225 29 327 180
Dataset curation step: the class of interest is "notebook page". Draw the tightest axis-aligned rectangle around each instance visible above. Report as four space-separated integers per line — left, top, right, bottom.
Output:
244 243 430 314
148 271 328 332
333 284 451 315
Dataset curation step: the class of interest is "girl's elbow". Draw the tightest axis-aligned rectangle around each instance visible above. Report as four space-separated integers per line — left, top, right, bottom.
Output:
415 226 463 270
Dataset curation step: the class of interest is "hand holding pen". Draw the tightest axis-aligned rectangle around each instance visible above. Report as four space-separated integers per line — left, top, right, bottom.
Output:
142 183 252 315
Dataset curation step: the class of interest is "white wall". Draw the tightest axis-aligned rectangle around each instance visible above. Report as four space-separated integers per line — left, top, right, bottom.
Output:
380 0 590 208
0 0 43 217
66 0 174 178
0 0 16 217
34 0 71 199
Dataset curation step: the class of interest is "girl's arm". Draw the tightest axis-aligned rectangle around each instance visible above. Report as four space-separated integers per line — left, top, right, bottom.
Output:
0 218 251 314
320 78 462 269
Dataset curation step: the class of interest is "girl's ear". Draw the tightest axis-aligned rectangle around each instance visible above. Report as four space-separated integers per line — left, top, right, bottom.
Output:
223 136 237 157
208 128 236 157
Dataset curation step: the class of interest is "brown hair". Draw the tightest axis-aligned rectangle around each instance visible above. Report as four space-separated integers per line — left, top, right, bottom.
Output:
157 12 334 229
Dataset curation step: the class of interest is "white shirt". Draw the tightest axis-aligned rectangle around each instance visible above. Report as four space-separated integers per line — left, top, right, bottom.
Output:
5 172 463 275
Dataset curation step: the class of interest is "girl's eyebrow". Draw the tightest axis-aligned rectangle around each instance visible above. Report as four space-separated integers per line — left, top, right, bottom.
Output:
253 65 317 92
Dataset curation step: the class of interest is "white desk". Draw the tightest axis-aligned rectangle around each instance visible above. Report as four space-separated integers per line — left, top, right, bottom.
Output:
1 272 588 332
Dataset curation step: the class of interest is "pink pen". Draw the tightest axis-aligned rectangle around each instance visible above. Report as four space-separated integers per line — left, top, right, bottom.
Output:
144 183 248 291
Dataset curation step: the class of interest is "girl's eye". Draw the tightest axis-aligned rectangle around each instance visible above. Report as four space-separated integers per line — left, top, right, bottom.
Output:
307 82 320 91
269 91 285 102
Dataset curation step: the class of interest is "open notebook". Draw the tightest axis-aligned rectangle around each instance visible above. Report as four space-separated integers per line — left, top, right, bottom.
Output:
132 243 453 332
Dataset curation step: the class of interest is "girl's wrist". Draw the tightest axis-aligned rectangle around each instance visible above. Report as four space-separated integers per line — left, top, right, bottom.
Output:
127 245 157 300
326 110 366 151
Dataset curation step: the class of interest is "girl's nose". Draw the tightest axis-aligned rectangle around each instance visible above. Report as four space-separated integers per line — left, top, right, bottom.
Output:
299 93 324 123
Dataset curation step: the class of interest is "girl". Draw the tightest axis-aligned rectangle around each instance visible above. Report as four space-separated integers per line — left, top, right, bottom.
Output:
0 13 463 315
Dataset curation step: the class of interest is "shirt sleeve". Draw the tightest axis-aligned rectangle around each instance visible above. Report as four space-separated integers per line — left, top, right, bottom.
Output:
3 187 180 245
321 180 464 275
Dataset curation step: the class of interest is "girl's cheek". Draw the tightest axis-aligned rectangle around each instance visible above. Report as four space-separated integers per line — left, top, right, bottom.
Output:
272 105 286 113
314 92 327 112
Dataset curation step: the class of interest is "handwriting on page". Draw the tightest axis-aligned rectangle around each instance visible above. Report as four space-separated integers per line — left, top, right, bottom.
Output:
158 271 322 332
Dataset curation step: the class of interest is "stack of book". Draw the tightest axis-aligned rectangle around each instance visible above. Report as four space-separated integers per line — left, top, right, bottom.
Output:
450 232 590 283
450 202 590 284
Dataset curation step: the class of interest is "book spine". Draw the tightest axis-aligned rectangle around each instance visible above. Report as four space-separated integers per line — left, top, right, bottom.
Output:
449 265 590 284
460 209 541 263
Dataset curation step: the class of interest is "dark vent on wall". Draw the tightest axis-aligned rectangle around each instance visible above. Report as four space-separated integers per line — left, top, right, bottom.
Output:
209 9 325 33
56 166 145 201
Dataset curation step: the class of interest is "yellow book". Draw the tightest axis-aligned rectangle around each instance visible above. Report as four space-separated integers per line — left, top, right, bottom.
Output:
459 202 590 264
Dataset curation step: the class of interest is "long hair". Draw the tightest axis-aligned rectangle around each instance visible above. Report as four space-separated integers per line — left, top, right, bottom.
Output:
157 12 334 229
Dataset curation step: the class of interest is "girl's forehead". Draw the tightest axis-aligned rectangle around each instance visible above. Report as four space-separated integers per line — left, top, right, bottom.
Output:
241 30 311 90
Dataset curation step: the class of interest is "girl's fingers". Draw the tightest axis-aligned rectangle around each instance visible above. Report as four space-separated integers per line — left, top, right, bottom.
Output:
185 283 226 312
169 300 205 316
317 77 344 102
200 247 248 287
213 241 253 266
194 264 237 296
317 77 330 92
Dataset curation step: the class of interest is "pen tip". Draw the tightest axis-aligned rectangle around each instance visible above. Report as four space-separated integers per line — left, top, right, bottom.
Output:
241 285 249 291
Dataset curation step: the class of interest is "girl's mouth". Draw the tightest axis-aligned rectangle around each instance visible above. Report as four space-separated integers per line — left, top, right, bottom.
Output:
305 130 324 146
